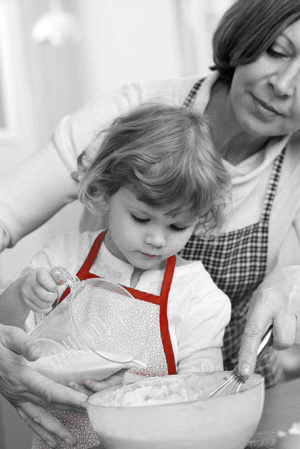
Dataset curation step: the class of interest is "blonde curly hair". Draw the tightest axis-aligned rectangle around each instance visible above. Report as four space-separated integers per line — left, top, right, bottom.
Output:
74 102 231 235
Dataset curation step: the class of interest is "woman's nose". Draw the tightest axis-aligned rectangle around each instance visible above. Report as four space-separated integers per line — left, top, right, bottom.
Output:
268 64 300 97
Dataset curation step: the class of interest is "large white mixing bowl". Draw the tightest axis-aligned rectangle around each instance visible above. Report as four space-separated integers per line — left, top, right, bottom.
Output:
87 371 265 449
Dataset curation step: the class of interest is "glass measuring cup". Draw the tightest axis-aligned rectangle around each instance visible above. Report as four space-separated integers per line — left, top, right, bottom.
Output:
27 266 148 385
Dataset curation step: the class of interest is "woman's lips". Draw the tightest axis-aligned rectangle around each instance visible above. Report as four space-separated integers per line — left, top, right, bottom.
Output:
252 94 282 115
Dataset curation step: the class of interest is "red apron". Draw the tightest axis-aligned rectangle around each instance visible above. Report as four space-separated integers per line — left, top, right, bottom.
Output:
32 231 178 449
58 230 177 376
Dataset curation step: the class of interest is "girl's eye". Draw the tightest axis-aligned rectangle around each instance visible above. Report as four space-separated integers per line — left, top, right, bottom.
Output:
131 214 149 224
170 225 188 232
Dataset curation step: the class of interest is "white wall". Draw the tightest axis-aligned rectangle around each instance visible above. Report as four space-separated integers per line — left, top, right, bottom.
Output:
0 0 184 287
0 1 232 447
0 0 233 285
0 0 86 443
78 0 182 96
175 0 234 75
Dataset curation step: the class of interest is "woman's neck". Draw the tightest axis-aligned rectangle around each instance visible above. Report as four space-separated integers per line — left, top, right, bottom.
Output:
206 79 269 166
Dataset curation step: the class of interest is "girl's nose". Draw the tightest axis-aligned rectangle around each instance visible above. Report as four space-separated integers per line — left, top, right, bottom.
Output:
144 228 166 248
268 64 300 98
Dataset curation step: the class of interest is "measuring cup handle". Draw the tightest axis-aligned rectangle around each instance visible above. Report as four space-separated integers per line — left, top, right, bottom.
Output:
50 266 80 289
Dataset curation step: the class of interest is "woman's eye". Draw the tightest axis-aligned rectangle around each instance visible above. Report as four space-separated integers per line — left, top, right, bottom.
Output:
131 214 149 224
267 47 288 59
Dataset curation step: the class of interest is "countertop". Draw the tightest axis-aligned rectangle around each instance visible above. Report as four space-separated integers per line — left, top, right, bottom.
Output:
247 378 300 448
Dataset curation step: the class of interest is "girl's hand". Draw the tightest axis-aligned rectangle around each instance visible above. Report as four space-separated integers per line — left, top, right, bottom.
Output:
238 266 300 377
18 268 60 314
68 369 127 396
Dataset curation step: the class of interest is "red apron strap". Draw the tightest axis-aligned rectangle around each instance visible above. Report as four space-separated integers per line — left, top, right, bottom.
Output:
125 256 176 302
77 231 105 278
159 255 177 374
58 231 105 304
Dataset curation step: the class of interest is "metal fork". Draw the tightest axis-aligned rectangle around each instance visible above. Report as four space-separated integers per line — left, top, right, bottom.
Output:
206 325 273 398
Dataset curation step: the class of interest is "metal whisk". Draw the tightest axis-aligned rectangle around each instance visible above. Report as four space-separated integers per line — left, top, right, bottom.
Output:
206 325 273 398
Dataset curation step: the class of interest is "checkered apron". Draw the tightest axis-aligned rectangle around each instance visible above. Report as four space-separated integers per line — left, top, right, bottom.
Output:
180 79 286 388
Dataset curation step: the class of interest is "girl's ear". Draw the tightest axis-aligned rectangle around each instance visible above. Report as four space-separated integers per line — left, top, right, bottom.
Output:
101 193 110 210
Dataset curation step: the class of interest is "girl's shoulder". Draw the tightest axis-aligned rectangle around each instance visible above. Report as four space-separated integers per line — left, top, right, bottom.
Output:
171 255 230 312
174 254 215 285
175 254 204 269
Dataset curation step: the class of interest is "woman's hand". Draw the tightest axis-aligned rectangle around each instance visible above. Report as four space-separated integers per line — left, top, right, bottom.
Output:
238 266 300 377
0 324 88 448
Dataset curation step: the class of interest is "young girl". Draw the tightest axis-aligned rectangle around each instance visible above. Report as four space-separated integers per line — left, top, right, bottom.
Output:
1 103 231 449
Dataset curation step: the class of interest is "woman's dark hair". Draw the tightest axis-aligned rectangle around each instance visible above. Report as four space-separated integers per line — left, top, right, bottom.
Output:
212 0 300 82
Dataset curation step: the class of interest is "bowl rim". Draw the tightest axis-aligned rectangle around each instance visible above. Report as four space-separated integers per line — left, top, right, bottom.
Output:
87 371 265 410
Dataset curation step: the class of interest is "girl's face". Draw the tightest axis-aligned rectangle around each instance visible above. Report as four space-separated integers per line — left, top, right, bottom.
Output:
230 19 300 137
104 186 198 270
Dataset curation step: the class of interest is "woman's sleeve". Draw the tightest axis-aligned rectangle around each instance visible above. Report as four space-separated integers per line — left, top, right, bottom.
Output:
0 82 151 251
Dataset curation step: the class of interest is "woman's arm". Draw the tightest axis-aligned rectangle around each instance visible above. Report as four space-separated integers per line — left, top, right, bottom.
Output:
0 277 31 328
0 268 59 329
0 137 78 252
0 82 148 251
0 324 88 448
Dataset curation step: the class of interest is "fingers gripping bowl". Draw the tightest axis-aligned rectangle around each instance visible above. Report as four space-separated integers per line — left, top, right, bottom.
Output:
87 371 265 449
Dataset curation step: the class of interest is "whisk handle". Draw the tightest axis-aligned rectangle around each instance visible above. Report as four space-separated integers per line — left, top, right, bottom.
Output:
256 325 273 366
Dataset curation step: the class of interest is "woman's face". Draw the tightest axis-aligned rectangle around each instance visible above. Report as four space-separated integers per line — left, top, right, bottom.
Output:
230 19 300 137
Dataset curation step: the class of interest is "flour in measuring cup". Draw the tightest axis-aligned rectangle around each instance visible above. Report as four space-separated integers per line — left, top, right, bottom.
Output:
29 349 133 385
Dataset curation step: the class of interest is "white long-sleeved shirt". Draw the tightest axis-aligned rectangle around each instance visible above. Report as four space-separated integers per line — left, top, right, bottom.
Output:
0 71 300 275
25 231 231 374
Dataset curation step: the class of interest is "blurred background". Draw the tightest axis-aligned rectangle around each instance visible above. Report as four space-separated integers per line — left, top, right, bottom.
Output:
0 0 232 288
0 1 233 447
1 1 299 448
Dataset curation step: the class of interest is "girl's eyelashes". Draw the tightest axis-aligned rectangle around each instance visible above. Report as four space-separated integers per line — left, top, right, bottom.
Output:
131 214 149 223
130 213 192 231
170 224 188 232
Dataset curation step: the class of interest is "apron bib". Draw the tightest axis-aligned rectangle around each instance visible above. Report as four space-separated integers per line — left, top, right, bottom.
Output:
181 78 286 388
33 231 176 449
59 230 177 377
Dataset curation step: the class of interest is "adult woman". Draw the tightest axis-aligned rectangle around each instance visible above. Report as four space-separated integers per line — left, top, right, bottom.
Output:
1 0 300 442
